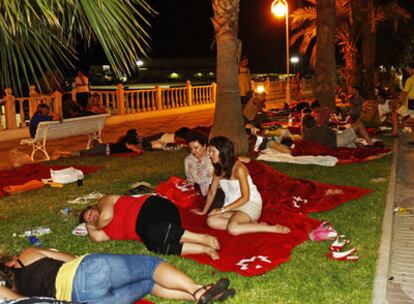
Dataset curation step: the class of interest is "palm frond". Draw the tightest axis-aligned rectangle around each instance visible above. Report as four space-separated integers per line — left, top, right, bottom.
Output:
0 0 156 95
290 7 316 30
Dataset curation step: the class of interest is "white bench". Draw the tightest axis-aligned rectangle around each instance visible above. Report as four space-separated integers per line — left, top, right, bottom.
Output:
20 114 110 160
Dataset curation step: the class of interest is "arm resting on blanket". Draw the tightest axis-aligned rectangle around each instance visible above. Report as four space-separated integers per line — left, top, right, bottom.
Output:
201 175 220 214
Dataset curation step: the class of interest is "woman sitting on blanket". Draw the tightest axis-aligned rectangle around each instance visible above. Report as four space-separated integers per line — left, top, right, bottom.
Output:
0 247 234 304
193 136 291 235
81 194 221 260
53 129 143 158
185 131 225 212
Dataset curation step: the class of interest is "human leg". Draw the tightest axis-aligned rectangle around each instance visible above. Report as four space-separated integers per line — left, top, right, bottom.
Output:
206 212 233 230
226 211 291 236
71 254 162 304
350 119 374 145
152 263 233 303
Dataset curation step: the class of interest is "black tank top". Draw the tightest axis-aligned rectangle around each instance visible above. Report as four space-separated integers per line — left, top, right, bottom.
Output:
14 257 64 297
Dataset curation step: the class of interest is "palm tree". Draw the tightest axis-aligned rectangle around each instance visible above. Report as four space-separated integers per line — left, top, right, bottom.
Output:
290 0 410 90
313 0 336 110
360 0 411 99
210 0 248 154
0 0 155 95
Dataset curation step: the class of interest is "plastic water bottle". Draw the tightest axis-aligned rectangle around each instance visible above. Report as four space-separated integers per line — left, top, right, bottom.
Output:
32 227 51 236
28 236 43 247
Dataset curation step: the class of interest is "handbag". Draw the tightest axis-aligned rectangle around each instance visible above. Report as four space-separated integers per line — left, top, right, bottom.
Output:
408 99 414 110
50 167 84 184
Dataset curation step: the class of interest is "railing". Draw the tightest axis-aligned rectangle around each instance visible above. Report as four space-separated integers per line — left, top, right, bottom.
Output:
0 78 311 131
0 86 62 130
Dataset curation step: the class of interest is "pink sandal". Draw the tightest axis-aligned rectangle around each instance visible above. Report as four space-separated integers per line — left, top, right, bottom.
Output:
309 222 338 242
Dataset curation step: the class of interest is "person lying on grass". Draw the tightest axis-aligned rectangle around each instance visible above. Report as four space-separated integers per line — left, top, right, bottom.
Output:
0 247 235 304
81 194 221 260
193 136 291 235
53 128 143 159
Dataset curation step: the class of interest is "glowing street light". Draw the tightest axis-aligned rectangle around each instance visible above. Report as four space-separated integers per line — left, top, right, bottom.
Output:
290 56 299 64
271 0 291 103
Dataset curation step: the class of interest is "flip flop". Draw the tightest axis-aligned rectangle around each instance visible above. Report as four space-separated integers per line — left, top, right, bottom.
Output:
194 278 230 304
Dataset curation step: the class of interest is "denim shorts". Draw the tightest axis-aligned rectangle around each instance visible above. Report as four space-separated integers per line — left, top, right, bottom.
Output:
71 254 163 304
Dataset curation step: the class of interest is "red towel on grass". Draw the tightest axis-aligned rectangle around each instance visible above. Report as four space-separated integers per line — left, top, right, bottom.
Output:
160 161 371 276
291 140 390 164
0 164 101 198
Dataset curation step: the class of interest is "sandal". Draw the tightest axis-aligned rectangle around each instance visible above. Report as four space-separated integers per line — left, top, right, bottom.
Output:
193 278 230 304
213 288 236 302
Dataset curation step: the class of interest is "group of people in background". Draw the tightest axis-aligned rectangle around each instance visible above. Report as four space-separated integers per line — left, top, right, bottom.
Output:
29 70 108 139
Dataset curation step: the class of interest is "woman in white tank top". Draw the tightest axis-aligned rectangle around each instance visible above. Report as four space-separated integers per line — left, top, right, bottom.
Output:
193 136 290 236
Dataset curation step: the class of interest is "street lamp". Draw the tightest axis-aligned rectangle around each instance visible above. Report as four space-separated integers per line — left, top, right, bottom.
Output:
290 56 299 73
271 0 291 103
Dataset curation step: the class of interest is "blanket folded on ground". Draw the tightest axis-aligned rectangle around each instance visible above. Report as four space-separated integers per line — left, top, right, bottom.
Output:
161 160 371 276
0 164 101 198
257 147 338 167
291 140 390 164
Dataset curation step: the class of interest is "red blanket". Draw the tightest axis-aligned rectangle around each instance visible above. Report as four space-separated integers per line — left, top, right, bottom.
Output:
291 140 390 164
0 164 101 198
162 161 371 276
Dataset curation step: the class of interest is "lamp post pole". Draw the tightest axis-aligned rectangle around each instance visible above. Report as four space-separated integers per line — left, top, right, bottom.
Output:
271 0 291 104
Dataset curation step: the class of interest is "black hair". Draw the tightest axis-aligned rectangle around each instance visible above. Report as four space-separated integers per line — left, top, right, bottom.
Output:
0 257 14 288
310 100 320 109
209 136 236 179
280 137 294 148
118 128 140 145
174 127 190 139
36 103 50 111
301 114 316 129
185 131 208 146
79 206 92 224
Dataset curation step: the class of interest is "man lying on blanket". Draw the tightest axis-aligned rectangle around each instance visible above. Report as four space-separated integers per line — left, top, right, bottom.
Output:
301 114 377 148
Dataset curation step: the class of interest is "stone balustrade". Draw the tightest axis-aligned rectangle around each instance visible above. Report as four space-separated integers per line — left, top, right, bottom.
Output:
0 78 310 131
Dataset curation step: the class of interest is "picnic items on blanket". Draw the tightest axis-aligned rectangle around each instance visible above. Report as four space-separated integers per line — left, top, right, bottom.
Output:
67 192 105 204
0 164 101 198
51 167 84 184
155 176 203 208
162 160 371 276
3 179 45 194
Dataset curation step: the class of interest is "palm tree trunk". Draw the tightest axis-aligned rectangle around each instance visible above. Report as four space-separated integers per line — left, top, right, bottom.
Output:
361 0 376 99
314 0 336 110
210 0 248 154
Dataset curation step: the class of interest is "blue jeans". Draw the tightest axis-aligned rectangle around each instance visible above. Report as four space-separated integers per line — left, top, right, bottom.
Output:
71 254 163 304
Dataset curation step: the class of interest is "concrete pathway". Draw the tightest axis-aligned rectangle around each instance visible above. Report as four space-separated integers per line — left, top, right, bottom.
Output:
385 136 414 303
0 108 215 169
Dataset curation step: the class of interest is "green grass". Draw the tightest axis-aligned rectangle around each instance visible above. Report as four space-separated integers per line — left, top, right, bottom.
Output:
0 149 392 304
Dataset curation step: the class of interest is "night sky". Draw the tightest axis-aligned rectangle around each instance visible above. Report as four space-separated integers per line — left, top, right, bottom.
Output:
83 0 414 74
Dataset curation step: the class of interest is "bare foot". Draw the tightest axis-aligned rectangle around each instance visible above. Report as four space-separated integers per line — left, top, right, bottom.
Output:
325 188 344 196
205 247 220 260
202 234 220 250
271 224 291 234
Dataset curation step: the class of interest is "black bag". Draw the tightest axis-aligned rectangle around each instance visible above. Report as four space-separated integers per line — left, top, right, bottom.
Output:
408 99 414 110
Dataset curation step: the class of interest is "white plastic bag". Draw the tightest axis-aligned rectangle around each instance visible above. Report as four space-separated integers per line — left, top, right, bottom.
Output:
50 167 84 184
